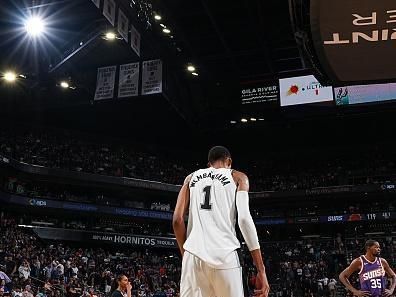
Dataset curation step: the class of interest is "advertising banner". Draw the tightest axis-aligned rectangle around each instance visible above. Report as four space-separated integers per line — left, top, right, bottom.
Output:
32 227 177 248
334 82 396 105
279 75 333 106
241 82 279 106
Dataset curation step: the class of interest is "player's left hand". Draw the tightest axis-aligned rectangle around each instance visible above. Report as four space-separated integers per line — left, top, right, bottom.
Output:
383 289 394 297
254 271 270 297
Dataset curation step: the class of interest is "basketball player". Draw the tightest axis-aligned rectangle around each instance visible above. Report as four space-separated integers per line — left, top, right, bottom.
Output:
339 240 396 297
173 146 269 297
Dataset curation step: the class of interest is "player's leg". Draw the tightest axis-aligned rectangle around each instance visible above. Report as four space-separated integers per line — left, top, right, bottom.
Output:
211 266 245 297
180 251 215 297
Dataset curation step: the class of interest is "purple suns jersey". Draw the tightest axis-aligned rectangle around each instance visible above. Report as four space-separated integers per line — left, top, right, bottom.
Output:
358 256 386 296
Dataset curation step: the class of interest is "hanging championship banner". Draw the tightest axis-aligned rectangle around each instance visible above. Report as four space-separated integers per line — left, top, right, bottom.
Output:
91 0 100 8
117 9 129 42
94 65 117 100
130 24 141 57
103 0 116 26
118 62 139 98
141 59 162 95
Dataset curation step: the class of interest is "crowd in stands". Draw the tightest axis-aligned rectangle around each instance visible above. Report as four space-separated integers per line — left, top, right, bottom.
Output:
0 129 189 185
0 218 180 297
2 175 395 228
1 215 396 297
2 176 171 213
0 128 396 192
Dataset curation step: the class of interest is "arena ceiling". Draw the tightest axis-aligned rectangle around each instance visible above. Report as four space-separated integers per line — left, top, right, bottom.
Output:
0 0 307 131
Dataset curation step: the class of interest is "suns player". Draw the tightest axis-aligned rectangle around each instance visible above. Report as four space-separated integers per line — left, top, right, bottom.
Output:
339 239 396 297
173 146 270 297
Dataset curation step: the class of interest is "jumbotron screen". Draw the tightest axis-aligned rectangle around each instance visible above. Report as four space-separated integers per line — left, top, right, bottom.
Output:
334 82 396 106
279 75 334 106
310 0 396 84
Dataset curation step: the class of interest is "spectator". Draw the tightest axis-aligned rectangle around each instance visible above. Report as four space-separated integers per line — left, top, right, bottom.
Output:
18 262 31 281
22 286 33 297
328 278 337 297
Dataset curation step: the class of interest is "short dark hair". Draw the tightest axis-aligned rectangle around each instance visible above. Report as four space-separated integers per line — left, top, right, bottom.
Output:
110 274 126 293
208 146 231 164
364 239 378 251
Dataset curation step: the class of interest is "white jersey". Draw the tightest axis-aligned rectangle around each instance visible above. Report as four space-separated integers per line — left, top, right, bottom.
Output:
183 167 241 269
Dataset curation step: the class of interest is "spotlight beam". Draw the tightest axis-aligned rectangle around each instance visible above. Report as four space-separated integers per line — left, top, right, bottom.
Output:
24 0 74 10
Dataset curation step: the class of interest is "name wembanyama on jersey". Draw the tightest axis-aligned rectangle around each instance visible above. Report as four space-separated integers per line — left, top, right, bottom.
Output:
190 171 231 187
184 167 241 269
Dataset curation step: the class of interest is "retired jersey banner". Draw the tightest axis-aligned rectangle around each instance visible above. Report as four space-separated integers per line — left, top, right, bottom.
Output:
94 66 117 100
117 9 129 42
91 0 100 8
103 0 116 26
118 62 139 98
130 24 141 57
141 59 162 95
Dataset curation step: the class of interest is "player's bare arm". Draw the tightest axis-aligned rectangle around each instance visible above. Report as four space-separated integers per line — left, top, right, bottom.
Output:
172 173 192 257
381 258 396 297
339 258 370 297
233 170 270 297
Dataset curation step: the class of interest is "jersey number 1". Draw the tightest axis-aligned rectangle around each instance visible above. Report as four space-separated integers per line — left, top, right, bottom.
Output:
200 186 212 210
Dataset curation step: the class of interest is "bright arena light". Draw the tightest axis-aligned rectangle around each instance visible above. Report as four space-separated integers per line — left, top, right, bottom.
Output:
154 14 162 21
162 28 171 34
105 32 116 40
24 16 45 37
4 72 17 82
187 65 196 72
60 81 69 89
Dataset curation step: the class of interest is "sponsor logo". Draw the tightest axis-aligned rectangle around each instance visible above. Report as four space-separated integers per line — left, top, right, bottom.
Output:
324 11 396 45
286 81 325 96
91 234 176 248
28 199 47 206
382 184 395 190
327 215 344 222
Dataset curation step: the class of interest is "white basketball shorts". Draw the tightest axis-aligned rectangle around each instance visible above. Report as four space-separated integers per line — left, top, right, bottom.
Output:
180 251 245 297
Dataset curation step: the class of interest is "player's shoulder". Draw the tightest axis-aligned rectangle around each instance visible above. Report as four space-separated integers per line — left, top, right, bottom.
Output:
349 257 363 267
231 170 249 181
183 172 195 185
380 257 389 265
